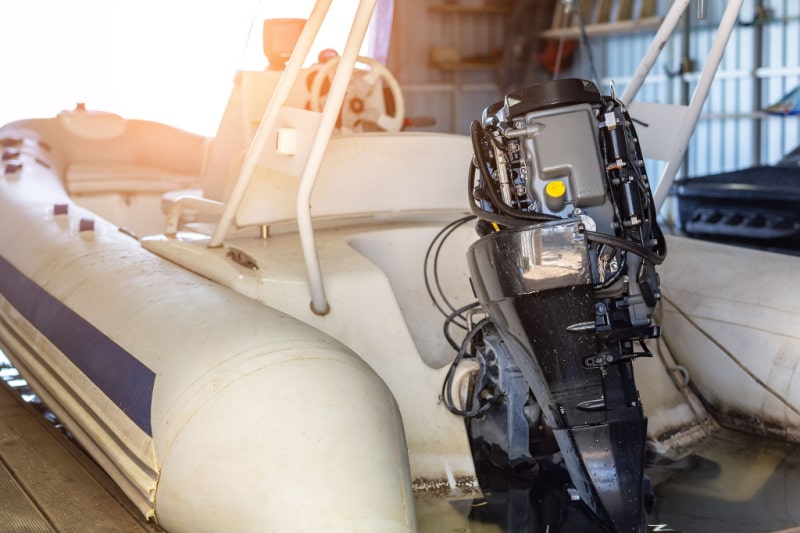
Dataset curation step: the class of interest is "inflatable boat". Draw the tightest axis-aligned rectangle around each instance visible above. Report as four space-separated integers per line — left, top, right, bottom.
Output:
0 0 797 531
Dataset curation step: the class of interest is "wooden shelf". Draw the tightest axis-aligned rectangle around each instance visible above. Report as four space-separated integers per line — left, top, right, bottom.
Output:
539 16 663 39
427 2 508 131
428 4 510 15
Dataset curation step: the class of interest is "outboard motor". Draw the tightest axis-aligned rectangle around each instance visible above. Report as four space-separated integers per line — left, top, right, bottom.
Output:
464 79 666 532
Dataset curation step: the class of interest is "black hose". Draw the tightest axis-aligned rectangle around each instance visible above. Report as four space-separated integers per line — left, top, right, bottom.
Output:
442 317 497 418
424 215 476 327
443 301 482 351
433 217 476 327
467 163 531 228
469 121 561 224
586 230 666 265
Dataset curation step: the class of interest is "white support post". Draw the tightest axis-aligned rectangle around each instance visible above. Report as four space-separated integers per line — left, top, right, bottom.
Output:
297 0 378 315
652 0 744 209
620 0 690 106
209 0 334 249
208 0 378 316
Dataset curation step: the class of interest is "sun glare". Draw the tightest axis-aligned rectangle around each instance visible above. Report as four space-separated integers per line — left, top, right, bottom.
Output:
1 0 370 137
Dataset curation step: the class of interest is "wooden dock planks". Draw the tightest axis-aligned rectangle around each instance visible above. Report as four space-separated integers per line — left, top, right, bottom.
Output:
0 381 159 532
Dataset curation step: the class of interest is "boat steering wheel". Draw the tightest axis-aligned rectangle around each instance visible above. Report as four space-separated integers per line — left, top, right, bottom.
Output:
309 56 405 133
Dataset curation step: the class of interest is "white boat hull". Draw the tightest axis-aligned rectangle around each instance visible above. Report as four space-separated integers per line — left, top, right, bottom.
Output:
0 121 417 531
2 112 799 532
658 235 800 441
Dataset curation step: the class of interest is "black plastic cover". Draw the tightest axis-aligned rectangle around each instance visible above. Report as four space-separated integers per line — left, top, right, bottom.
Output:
675 165 800 254
505 78 603 117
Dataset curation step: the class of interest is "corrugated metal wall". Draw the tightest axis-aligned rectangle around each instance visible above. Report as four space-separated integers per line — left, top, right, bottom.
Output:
559 0 800 176
395 0 800 177
391 2 523 134
657 0 799 176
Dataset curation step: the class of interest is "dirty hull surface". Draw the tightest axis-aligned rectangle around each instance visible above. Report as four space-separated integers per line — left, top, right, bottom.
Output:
4 347 799 532
416 429 800 533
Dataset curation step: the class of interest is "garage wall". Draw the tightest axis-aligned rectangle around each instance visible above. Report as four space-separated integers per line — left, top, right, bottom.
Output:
389 0 556 135
389 0 799 178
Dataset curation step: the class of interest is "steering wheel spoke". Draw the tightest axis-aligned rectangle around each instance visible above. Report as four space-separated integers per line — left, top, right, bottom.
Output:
309 55 405 133
375 113 397 132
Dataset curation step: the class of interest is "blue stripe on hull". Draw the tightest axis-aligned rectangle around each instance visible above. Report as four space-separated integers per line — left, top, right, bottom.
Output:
0 254 154 435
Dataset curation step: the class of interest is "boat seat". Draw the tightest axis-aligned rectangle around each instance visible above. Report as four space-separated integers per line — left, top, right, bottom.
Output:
163 132 474 233
67 162 204 237
233 131 473 227
67 162 201 195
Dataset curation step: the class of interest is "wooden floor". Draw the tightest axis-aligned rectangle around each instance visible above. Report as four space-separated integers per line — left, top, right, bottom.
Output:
0 380 160 532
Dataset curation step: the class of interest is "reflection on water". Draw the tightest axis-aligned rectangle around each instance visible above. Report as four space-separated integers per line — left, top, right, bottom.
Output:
648 429 800 532
418 429 800 532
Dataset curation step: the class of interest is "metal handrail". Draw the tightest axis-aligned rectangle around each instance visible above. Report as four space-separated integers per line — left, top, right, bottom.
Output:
650 0 743 210
296 0 378 315
619 0 744 210
208 0 377 315
619 0 691 106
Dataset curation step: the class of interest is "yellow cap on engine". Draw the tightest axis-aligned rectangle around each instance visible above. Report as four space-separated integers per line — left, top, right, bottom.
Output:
545 180 566 198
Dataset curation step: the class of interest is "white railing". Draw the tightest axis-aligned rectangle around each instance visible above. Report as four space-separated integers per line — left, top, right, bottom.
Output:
208 0 378 315
620 0 745 210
